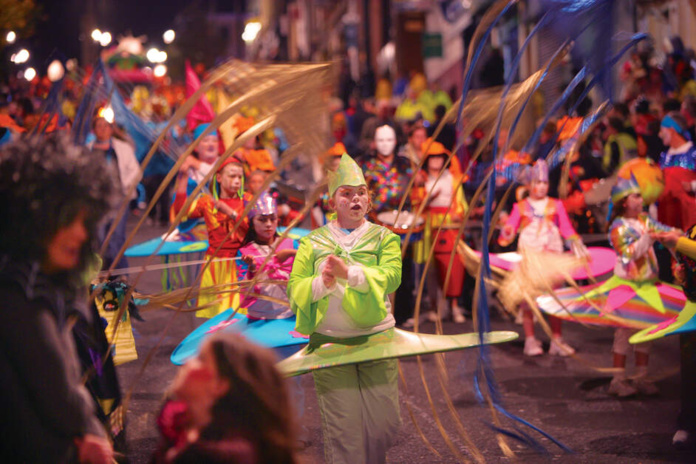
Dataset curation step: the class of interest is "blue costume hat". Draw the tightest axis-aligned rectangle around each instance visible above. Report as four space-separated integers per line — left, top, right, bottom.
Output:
611 174 641 205
193 123 218 140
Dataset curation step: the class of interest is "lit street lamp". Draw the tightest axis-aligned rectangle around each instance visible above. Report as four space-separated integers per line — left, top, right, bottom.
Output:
153 64 167 78
47 60 65 82
6 31 16 44
99 31 112 47
147 48 167 63
242 21 262 44
11 49 30 64
23 67 36 81
163 29 175 44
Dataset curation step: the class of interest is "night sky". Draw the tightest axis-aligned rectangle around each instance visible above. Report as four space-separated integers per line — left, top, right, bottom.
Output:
29 0 194 70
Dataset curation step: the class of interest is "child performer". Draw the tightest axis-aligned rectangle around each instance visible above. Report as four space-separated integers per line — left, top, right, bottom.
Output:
605 177 680 396
173 157 251 318
171 123 220 237
411 140 468 323
288 154 402 464
238 191 297 319
499 159 587 356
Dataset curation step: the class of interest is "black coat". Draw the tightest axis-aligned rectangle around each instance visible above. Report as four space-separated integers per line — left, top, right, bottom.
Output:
0 259 105 463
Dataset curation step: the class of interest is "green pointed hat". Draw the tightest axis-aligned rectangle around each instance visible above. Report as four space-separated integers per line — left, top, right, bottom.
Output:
328 153 367 196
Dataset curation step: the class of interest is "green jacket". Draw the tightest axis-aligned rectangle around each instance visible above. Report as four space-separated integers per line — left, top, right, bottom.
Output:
288 222 402 335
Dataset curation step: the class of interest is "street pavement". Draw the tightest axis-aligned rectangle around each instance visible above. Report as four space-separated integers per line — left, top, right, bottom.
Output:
119 217 696 463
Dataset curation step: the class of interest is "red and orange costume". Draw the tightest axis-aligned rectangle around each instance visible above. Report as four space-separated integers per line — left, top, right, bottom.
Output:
173 165 251 318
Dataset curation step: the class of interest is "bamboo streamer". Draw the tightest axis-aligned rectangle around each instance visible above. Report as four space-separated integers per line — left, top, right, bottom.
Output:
414 355 469 462
95 61 333 410
433 352 487 464
397 362 443 458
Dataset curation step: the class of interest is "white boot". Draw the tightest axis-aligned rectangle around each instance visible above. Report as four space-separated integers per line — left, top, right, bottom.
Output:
549 336 575 357
523 337 543 356
608 369 637 397
451 302 466 323
673 430 689 446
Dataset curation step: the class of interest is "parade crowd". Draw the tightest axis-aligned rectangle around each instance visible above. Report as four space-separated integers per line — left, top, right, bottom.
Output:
2 33 696 464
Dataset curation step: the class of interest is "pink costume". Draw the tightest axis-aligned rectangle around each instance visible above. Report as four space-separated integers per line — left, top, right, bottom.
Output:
499 159 582 253
499 197 580 252
237 191 297 320
238 237 296 319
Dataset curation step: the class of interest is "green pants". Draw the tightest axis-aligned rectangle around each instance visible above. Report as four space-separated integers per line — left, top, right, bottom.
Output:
313 358 401 464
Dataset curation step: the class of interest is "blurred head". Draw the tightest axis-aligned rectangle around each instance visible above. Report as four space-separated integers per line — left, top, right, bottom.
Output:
434 104 447 120
660 112 690 148
93 117 113 142
610 175 642 213
44 210 89 273
325 142 346 172
251 214 278 244
374 124 397 157
196 135 220 163
682 96 696 120
0 134 118 282
529 180 549 200
215 161 244 198
193 124 220 163
624 192 644 218
243 135 258 150
247 170 267 195
172 339 231 424
174 334 298 463
421 138 449 172
662 98 682 118
330 184 370 228
610 102 630 120
408 125 427 154
606 116 624 136
376 99 391 119
246 192 278 245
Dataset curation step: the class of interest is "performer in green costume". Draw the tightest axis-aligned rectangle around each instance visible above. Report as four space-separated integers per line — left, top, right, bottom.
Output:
288 153 402 464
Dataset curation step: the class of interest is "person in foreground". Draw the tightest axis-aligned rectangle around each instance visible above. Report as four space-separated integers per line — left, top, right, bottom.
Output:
153 333 299 463
288 154 403 464
0 135 116 463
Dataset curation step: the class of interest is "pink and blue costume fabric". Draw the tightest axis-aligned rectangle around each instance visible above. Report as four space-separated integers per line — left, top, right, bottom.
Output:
169 237 305 366
237 237 298 319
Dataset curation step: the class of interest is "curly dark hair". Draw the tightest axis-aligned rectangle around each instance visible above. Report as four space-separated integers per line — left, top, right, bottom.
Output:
203 333 300 464
0 134 120 283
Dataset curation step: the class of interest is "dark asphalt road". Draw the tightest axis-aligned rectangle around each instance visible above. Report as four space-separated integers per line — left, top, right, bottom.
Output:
118 218 696 463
